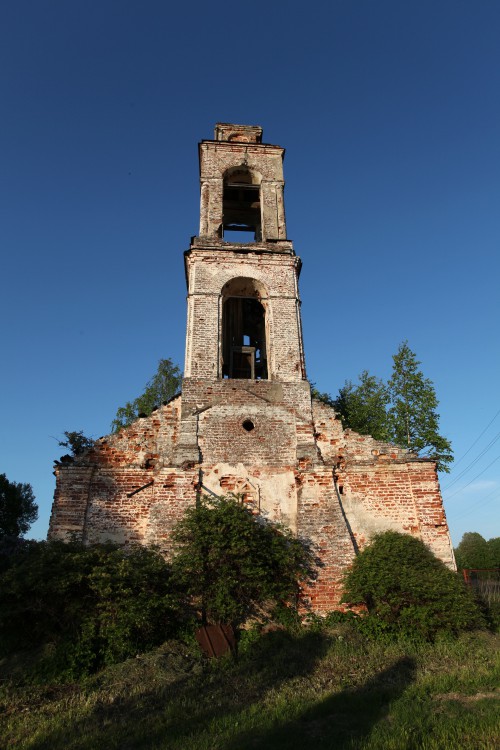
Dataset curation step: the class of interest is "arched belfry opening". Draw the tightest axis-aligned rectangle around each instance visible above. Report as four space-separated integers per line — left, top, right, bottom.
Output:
221 277 268 380
222 167 262 242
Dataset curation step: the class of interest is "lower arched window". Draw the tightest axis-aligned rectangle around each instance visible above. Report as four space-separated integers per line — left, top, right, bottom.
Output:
221 278 268 380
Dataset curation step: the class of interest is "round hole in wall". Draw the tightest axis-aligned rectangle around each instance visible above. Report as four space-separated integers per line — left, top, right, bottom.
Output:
242 419 255 432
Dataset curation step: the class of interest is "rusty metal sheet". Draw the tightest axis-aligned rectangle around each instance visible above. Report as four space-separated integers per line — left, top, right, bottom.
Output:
196 624 235 658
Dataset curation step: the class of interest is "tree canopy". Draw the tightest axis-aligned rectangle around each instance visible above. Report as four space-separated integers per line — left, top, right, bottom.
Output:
333 370 391 442
388 341 452 472
0 473 38 539
111 358 182 432
0 496 316 675
454 532 500 570
342 530 483 640
58 430 96 456
316 341 453 472
0 541 185 676
171 494 317 629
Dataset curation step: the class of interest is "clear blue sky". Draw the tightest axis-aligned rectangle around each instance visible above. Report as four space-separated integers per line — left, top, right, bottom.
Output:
1 1 499 546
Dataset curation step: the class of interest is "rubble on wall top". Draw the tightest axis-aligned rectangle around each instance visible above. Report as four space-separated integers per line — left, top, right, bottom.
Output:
214 123 263 143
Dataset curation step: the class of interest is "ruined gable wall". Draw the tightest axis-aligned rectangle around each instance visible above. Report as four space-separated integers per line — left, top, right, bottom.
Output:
170 381 304 468
49 397 198 549
182 377 315 531
295 466 357 611
312 400 455 568
50 465 96 541
49 391 454 613
91 395 182 470
82 467 199 548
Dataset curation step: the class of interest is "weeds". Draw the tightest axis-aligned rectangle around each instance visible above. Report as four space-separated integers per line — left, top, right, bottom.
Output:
1 627 498 749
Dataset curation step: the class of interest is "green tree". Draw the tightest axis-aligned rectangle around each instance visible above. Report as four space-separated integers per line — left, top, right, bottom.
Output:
487 537 500 568
333 370 391 441
58 430 95 456
388 341 453 472
310 384 336 408
0 474 38 539
342 530 483 640
111 358 182 432
172 494 316 630
454 532 494 570
313 343 451 471
0 541 186 676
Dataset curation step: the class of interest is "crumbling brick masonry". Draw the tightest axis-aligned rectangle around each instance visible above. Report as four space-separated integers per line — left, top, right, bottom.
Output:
49 124 455 611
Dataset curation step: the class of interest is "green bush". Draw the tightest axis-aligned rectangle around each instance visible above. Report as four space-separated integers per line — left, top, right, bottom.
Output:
172 494 317 629
0 500 317 676
0 540 99 655
0 541 187 677
486 600 500 632
342 531 483 641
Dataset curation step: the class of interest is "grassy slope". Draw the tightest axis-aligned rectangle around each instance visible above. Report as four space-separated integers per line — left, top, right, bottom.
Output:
1 627 499 750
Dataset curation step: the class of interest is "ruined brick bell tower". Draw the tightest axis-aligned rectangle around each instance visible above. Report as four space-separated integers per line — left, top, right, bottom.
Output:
49 124 455 612
177 123 312 475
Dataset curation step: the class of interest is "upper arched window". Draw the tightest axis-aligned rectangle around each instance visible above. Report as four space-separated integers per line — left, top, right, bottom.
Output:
223 167 262 242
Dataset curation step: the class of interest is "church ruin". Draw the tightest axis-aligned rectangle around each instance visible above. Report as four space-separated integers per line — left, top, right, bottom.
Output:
48 123 455 611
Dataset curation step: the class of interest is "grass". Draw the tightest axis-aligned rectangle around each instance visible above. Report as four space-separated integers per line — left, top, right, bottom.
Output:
1 626 499 749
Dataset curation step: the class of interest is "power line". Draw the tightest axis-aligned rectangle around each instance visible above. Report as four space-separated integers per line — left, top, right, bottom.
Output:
451 407 500 469
443 453 500 501
452 490 500 521
452 481 499 506
442 429 500 491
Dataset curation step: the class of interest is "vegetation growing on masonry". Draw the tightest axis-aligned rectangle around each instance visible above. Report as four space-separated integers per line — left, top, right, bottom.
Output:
316 340 453 472
57 429 96 456
111 358 182 432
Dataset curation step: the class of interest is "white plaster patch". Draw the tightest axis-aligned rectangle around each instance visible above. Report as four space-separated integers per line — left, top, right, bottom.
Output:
341 494 404 538
201 463 297 530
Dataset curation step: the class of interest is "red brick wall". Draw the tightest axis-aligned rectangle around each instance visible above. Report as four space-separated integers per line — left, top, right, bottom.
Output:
49 392 455 612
